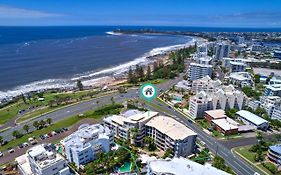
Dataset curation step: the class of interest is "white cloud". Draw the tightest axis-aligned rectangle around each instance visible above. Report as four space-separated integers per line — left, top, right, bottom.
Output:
0 5 65 18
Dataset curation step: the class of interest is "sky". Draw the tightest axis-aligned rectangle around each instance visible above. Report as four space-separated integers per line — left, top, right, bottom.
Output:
0 0 281 27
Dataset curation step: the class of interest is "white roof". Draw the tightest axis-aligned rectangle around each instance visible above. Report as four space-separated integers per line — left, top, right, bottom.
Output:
205 109 226 119
236 110 269 126
230 61 246 66
148 157 230 175
212 118 239 131
145 116 196 140
229 72 252 81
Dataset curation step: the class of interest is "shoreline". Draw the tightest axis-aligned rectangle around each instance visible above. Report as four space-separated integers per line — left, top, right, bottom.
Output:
0 33 199 105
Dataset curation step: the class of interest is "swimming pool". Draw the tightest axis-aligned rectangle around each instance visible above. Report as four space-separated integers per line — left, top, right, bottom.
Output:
118 162 131 173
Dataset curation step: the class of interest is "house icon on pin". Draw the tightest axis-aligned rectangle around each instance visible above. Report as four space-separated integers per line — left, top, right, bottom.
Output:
145 88 153 95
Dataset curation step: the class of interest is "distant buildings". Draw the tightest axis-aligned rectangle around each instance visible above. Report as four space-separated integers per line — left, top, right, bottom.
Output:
16 144 70 175
228 72 253 87
204 109 239 135
264 84 281 97
188 57 213 81
147 157 230 175
189 85 246 119
229 61 247 72
273 50 281 59
236 110 269 131
215 43 230 60
268 144 281 164
269 76 281 85
60 124 114 167
145 116 197 157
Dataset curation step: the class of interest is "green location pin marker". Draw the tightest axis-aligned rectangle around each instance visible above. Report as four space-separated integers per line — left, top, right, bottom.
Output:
140 83 157 116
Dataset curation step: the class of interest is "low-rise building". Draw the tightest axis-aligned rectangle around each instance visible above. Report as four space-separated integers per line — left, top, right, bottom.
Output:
212 118 239 135
16 144 70 175
268 144 281 164
272 106 281 120
147 157 230 175
269 76 281 85
236 110 269 131
204 109 226 123
145 116 197 157
228 72 253 87
60 124 114 167
229 61 247 72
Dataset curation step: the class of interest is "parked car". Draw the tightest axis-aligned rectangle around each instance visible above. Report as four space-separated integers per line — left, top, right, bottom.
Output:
44 134 49 139
18 143 24 149
39 135 45 140
51 131 57 136
8 147 15 153
62 127 68 131
48 133 53 137
23 142 29 147
0 151 3 157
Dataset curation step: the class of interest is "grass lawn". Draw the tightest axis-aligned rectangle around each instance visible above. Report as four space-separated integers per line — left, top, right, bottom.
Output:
0 103 123 151
257 163 281 175
196 119 211 129
234 146 256 163
0 89 104 125
141 99 172 115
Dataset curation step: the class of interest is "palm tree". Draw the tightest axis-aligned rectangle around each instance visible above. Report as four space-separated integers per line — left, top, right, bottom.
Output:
33 121 40 130
110 97 115 104
23 125 30 133
39 120 46 128
46 118 52 125
0 136 3 145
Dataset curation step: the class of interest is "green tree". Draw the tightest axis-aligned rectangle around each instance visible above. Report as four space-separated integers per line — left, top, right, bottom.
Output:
12 130 22 139
39 120 46 128
76 80 84 91
110 97 115 104
21 93 27 104
46 118 52 125
146 66 152 80
254 74 260 84
33 121 40 130
23 125 30 133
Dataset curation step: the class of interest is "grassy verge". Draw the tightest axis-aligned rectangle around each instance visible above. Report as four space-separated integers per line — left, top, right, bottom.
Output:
234 146 256 163
0 103 124 151
0 89 101 125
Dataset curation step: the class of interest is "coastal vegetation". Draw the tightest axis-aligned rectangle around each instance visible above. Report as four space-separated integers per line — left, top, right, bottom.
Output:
212 156 235 174
128 46 196 84
0 89 108 125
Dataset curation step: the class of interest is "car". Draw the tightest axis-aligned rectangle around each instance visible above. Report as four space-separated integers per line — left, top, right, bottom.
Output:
18 143 24 149
31 139 38 145
51 131 57 136
48 133 53 137
39 135 45 140
8 147 15 153
23 142 29 147
0 151 3 157
44 134 49 138
62 127 68 131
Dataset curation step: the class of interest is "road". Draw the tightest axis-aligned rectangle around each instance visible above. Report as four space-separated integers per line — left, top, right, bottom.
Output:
0 75 261 175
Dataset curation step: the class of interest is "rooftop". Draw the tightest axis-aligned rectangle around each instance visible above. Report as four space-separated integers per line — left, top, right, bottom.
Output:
269 144 281 155
145 116 196 140
212 118 239 131
229 72 252 81
148 157 230 175
266 84 281 91
205 109 226 119
229 61 246 66
236 110 269 126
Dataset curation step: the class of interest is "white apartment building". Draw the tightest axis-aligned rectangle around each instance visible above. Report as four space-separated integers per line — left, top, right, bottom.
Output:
189 85 246 119
175 80 191 92
228 72 253 87
264 84 281 97
60 124 114 167
147 157 230 175
229 61 247 72
145 116 197 157
272 106 281 120
103 110 159 146
188 62 213 81
16 144 70 175
191 75 222 93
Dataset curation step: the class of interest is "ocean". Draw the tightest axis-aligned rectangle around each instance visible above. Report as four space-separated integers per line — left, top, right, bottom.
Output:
0 26 192 101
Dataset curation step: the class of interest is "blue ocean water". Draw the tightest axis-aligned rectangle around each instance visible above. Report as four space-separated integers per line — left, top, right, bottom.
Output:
0 26 192 100
0 26 280 100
